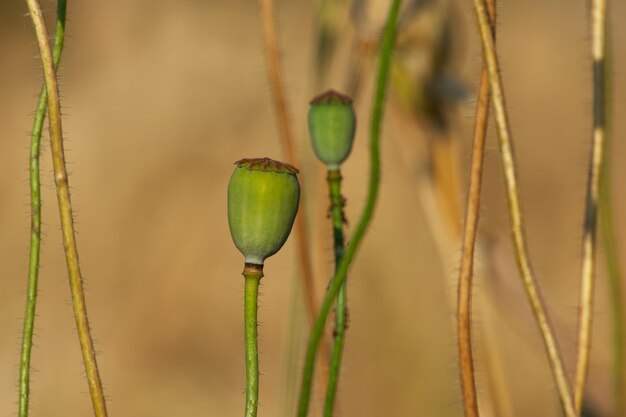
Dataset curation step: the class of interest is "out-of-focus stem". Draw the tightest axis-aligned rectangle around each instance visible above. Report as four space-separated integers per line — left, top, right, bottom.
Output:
257 0 322 343
574 0 608 414
257 0 333 407
600 151 625 417
598 33 625 417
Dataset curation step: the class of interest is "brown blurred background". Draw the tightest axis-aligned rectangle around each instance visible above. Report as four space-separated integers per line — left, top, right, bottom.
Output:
1 0 625 416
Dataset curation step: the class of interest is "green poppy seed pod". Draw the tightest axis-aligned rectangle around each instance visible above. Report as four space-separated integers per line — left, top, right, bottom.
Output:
308 89 356 169
228 158 300 265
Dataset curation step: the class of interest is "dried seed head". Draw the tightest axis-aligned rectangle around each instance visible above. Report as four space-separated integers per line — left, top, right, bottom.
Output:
228 158 300 265
308 90 356 169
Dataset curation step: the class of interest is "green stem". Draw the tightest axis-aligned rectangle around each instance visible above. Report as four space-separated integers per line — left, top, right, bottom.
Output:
602 177 625 417
244 264 263 417
323 169 347 417
296 1 402 415
19 2 67 417
24 1 109 416
601 149 624 417
598 29 625 417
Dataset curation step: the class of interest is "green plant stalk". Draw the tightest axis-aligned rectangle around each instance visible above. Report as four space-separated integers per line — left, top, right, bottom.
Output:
279 276 306 417
18 1 67 416
244 264 263 417
601 131 625 417
469 0 576 416
601 166 625 417
323 169 347 417
575 0 608 413
295 0 402 415
24 1 109 416
598 33 625 417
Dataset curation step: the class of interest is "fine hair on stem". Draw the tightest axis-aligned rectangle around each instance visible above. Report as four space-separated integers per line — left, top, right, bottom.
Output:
23 1 109 416
18 1 67 416
457 0 495 416
469 0 576 415
243 264 264 417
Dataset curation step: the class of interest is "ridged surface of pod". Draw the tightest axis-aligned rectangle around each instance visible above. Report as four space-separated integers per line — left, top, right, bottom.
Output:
308 90 356 169
228 158 300 265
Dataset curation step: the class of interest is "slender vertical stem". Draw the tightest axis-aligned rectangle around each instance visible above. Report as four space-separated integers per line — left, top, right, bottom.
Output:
469 1 575 416
24 2 109 416
457 1 495 416
574 0 608 413
596 25 625 417
243 264 263 417
598 36 625 413
323 169 347 417
296 1 402 415
257 0 319 329
257 0 333 404
600 159 625 417
18 1 67 416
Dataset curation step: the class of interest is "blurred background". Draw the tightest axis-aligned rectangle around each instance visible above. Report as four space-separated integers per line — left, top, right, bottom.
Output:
0 0 625 416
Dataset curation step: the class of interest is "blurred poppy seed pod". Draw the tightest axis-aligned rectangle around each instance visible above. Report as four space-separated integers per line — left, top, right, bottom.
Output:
308 90 356 169
228 158 300 265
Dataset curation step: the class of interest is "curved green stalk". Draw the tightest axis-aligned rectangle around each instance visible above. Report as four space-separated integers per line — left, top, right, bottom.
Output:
243 264 263 417
18 1 67 416
469 0 575 415
295 1 402 415
598 34 625 417
24 1 109 416
323 169 347 417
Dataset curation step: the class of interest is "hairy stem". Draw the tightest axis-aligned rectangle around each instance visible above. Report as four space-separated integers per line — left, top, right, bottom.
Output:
323 169 347 417
457 1 495 416
469 0 575 416
296 1 402 415
24 1 109 416
243 264 263 417
18 1 67 416
574 0 608 413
